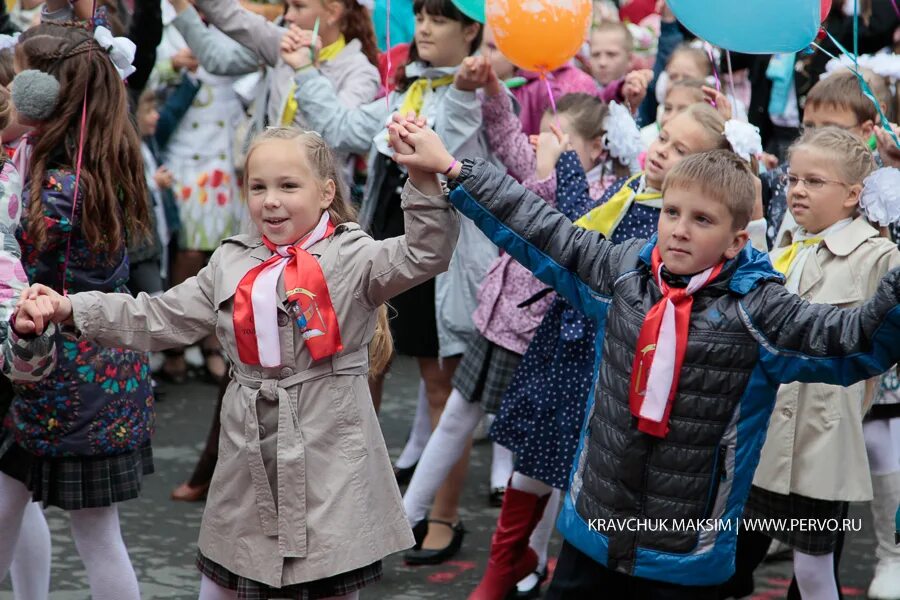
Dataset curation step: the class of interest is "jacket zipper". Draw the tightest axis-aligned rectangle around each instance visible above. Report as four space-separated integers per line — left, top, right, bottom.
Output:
703 445 728 519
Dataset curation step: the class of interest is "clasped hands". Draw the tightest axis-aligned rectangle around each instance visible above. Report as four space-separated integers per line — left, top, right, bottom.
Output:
12 284 73 336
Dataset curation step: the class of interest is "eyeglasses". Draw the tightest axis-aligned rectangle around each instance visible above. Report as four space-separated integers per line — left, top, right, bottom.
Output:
781 174 850 190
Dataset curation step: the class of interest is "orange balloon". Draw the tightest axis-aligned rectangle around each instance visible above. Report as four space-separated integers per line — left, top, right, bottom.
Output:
487 0 592 73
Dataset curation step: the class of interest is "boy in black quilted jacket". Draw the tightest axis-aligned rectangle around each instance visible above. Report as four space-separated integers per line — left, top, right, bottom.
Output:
388 117 900 599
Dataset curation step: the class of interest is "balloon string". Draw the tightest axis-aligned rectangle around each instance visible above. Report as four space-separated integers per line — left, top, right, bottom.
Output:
725 50 738 108
384 0 392 109
891 0 900 17
540 72 561 130
62 2 98 296
704 42 721 107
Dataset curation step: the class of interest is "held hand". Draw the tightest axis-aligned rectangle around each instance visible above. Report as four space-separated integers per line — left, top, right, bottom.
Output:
14 284 71 335
703 86 733 121
623 69 653 110
534 124 570 180
280 26 319 70
454 56 494 92
171 48 199 73
153 166 174 190
391 121 458 177
875 125 900 169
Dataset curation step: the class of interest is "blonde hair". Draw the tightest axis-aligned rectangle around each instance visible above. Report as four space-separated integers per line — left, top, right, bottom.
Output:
682 102 730 150
806 70 880 125
243 128 394 376
663 149 756 229
788 126 876 185
591 21 634 54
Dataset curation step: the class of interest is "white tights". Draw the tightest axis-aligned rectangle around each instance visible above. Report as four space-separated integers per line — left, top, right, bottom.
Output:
0 471 139 600
403 388 483 525
198 575 360 600
11 501 51 600
793 550 839 600
395 379 431 470
865 418 900 476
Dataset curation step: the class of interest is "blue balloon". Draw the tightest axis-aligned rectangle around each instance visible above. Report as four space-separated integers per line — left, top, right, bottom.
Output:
669 0 820 54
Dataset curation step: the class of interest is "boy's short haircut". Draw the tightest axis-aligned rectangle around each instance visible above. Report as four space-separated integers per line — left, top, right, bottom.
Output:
592 21 634 54
806 70 879 124
663 149 756 229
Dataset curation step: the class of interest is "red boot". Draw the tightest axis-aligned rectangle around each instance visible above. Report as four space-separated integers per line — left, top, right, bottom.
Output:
468 486 551 600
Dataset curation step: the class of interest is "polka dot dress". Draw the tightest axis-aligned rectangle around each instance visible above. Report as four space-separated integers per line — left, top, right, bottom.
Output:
490 175 659 490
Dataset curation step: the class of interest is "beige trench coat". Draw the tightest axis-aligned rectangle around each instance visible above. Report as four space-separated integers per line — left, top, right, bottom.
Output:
754 217 900 501
68 181 459 587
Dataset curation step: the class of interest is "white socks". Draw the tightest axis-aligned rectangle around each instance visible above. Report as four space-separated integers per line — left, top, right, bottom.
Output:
510 471 553 496
793 550 839 600
199 574 238 600
69 505 140 600
490 443 514 490
11 501 51 600
403 388 483 525
0 471 33 582
395 379 432 470
866 419 900 476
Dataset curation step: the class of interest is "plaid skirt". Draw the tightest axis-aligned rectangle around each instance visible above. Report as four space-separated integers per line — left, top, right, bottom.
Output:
743 485 848 555
197 552 383 600
452 334 523 415
0 441 154 510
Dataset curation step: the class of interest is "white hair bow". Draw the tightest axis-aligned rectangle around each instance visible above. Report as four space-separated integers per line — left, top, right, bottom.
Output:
724 120 762 162
93 26 136 80
0 33 19 53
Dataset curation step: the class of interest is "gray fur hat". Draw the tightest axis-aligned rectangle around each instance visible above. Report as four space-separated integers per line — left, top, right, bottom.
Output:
11 69 59 123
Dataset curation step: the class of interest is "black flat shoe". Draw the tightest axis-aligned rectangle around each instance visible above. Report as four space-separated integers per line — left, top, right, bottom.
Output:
403 518 465 565
489 486 506 507
411 518 429 549
512 567 548 599
394 461 418 486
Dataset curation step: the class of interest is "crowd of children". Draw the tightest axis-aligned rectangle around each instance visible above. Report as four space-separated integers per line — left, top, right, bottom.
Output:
1 0 900 598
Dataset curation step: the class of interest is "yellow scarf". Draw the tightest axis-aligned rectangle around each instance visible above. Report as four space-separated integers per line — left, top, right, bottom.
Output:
281 35 348 126
397 75 455 117
574 173 663 238
772 237 824 276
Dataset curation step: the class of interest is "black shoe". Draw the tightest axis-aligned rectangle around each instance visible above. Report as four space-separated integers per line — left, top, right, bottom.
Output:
489 486 506 507
512 567 548 599
403 519 465 565
394 461 418 486
411 518 429 549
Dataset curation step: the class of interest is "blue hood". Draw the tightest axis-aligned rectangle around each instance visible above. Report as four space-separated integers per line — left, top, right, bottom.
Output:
637 234 784 296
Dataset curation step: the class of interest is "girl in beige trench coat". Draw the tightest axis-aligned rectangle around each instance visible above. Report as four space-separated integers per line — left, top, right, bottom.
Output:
14 128 460 599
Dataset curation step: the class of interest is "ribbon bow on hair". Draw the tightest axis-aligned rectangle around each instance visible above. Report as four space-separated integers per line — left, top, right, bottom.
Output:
93 26 136 80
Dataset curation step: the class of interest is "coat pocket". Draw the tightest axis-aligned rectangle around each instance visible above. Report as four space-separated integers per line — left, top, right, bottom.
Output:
330 381 369 461
703 445 728 519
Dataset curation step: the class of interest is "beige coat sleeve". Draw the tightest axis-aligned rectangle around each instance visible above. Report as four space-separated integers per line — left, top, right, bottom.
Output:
69 249 220 352
345 179 459 308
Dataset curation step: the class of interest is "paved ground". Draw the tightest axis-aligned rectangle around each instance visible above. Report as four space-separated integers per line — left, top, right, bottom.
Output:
0 356 884 598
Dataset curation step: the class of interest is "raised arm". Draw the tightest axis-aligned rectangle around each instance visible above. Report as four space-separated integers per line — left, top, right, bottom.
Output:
292 69 389 155
450 158 637 317
481 91 535 183
745 271 900 386
172 5 261 76
179 0 283 66
66 248 222 352
154 74 201 149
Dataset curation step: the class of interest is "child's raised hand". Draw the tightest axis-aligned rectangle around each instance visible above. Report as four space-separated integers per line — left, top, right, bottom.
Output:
454 56 494 92
875 125 900 169
280 25 320 70
702 86 733 121
622 69 653 111
388 112 419 156
655 0 676 23
534 124 571 180
391 121 458 177
14 284 71 335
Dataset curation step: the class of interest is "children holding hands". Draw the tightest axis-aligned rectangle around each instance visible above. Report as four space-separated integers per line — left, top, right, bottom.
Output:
382 114 900 598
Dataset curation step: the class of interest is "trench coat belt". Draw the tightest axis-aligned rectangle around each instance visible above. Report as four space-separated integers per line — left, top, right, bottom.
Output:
231 347 370 558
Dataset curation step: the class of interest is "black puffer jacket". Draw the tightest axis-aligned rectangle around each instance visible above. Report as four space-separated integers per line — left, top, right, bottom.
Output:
449 158 900 586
